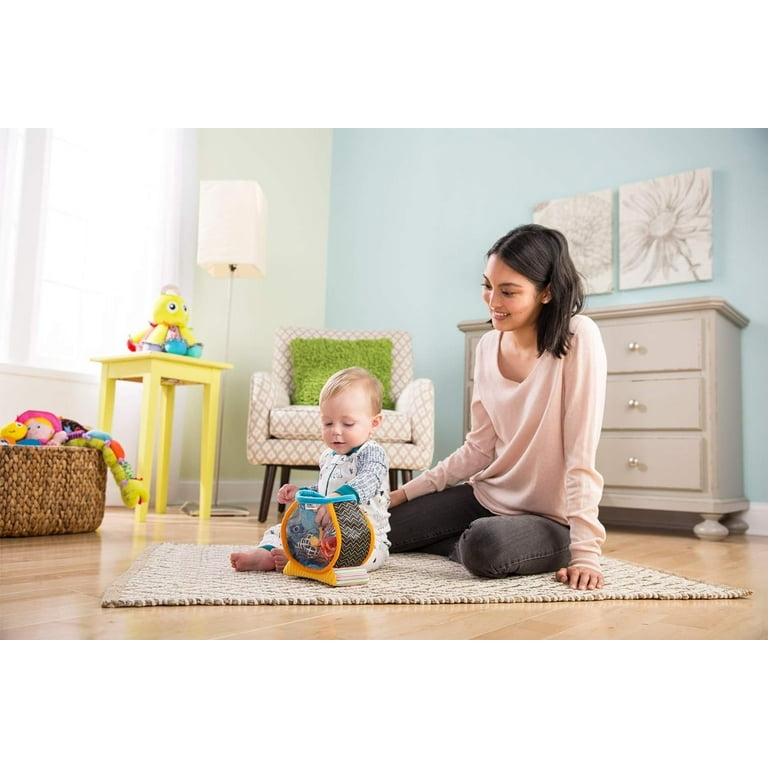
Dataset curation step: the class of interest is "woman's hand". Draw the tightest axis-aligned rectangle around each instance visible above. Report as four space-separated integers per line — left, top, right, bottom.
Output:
389 488 407 508
556 565 604 590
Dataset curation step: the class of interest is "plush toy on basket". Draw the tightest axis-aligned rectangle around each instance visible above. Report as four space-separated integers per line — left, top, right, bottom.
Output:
2 410 68 446
0 410 147 509
280 489 374 587
127 284 203 357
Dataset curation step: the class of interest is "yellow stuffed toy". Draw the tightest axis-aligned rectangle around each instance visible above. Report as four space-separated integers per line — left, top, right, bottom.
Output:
127 284 203 357
0 421 27 445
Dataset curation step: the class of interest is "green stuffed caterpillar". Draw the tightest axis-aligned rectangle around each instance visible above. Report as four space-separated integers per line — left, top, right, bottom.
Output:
64 431 147 508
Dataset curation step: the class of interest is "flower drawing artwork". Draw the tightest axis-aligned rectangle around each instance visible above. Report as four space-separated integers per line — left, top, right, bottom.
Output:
533 189 613 295
619 168 712 290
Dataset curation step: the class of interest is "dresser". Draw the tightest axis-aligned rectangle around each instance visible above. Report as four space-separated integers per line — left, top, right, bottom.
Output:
458 297 750 540
457 319 492 437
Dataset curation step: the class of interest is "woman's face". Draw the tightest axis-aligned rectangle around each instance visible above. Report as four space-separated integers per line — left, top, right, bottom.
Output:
481 253 550 332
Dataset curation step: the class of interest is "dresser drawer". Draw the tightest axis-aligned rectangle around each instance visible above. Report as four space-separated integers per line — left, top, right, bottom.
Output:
597 437 703 491
603 378 703 430
600 317 702 373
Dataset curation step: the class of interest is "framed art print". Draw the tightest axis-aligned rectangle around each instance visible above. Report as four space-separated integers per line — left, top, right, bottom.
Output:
533 188 613 295
619 168 712 290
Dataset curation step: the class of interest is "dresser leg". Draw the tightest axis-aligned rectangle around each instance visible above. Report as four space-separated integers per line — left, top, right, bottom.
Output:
723 514 749 535
693 513 730 541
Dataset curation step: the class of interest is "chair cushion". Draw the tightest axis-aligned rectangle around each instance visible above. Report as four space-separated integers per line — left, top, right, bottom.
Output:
270 406 412 442
289 337 394 409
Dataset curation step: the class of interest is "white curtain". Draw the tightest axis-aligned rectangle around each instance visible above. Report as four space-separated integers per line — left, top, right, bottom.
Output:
0 128 198 374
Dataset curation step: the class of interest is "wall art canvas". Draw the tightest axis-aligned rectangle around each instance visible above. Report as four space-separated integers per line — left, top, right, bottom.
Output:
533 188 613 295
619 167 712 290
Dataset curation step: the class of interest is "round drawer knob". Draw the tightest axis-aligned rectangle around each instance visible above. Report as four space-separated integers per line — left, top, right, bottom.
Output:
627 399 640 408
627 342 640 351
627 456 640 468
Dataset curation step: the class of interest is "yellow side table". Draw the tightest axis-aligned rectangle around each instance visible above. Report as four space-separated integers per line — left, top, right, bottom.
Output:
91 353 233 522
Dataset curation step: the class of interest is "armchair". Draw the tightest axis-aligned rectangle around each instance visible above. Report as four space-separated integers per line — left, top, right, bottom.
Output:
247 326 435 522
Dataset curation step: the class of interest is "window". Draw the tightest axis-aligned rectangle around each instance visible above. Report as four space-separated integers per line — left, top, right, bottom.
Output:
0 128 197 374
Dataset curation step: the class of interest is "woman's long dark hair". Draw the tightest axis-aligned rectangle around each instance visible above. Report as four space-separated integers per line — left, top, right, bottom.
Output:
487 223 584 358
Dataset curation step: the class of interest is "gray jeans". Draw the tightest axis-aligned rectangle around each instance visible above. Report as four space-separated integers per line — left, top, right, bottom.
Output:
388 484 571 578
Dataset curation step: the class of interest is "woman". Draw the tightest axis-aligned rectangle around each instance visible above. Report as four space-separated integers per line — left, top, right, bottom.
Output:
388 224 607 590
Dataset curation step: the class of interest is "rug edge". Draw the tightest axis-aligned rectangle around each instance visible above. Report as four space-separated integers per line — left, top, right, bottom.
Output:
101 542 166 607
602 556 752 598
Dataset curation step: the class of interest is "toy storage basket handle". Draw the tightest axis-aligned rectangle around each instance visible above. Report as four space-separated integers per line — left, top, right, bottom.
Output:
295 489 356 505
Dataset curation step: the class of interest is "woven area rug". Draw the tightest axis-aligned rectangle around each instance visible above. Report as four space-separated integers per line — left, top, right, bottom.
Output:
101 543 751 607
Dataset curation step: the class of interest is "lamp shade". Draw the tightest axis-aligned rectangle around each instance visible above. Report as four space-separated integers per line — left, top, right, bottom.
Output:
197 180 267 278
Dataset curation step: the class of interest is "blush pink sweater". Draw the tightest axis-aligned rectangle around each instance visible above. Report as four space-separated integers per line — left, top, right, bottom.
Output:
403 313 608 571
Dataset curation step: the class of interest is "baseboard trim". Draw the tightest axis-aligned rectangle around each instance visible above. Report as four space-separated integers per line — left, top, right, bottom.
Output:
171 479 264 506
169 474 317 510
730 502 767 536
600 502 768 537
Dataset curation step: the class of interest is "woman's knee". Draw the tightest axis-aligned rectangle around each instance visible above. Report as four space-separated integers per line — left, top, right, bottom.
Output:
455 518 509 578
456 515 570 578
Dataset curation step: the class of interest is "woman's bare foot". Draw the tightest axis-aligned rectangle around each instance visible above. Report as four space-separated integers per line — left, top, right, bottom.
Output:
230 548 276 571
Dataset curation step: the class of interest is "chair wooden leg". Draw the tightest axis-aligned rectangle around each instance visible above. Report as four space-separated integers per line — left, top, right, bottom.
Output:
278 466 291 514
259 465 277 522
390 469 413 490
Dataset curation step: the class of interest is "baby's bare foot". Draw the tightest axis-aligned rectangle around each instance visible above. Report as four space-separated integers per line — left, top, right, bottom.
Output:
230 548 276 571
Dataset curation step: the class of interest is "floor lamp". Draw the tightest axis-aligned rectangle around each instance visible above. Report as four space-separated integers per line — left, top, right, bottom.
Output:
182 180 268 516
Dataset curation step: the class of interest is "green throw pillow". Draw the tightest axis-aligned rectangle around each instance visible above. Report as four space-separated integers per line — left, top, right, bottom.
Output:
290 337 394 409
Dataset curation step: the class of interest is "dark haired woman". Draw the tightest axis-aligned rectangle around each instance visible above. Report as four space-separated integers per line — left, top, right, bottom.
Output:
388 224 607 590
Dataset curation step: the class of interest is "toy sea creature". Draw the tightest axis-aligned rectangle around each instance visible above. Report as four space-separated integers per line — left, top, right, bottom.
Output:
127 284 203 357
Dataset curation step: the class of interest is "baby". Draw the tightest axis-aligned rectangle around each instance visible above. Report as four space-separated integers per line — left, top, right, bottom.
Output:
230 366 391 573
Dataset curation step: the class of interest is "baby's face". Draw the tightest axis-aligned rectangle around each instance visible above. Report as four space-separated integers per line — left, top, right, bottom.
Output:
320 385 381 455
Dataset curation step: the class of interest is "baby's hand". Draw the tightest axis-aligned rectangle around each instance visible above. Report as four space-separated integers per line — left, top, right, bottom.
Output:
315 505 332 529
277 484 299 505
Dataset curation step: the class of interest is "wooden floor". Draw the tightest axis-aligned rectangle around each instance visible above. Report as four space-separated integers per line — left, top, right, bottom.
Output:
1 504 766 640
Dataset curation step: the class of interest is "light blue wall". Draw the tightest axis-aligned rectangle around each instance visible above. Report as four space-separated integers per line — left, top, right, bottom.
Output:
325 129 768 505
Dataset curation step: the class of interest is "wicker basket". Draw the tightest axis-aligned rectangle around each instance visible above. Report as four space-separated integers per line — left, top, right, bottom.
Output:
0 444 107 537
